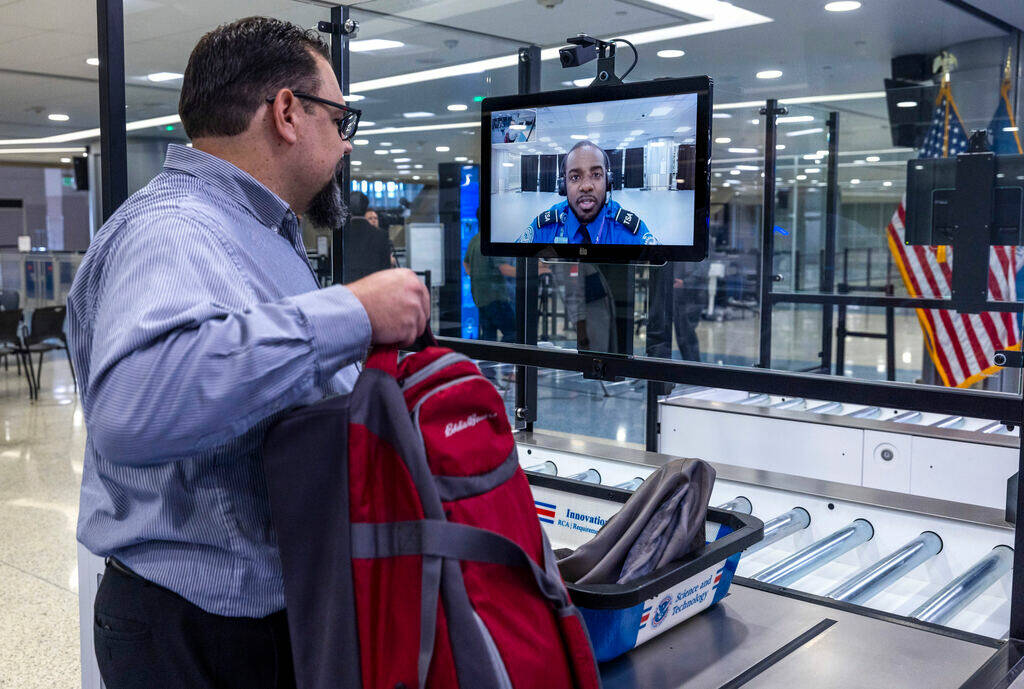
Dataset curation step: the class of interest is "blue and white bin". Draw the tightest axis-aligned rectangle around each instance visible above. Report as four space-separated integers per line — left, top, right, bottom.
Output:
528 474 764 662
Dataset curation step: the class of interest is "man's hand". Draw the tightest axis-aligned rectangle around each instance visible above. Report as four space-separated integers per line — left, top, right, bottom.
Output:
347 269 430 346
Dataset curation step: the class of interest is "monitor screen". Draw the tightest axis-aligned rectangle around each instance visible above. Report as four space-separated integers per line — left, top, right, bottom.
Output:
480 75 712 262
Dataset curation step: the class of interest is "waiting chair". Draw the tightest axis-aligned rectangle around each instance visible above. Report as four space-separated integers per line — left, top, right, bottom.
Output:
0 309 34 399
21 305 75 400
0 289 19 312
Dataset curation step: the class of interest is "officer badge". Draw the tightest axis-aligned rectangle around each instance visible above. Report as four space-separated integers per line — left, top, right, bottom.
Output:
516 226 534 243
642 232 658 245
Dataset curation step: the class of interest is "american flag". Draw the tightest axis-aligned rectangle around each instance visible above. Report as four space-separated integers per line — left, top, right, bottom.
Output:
885 80 1019 388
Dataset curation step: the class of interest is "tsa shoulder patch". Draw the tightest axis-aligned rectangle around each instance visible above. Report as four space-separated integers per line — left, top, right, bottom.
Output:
537 209 558 227
614 207 642 235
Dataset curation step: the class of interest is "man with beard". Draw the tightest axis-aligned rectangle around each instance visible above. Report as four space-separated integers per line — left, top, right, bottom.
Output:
66 17 428 689
516 140 657 246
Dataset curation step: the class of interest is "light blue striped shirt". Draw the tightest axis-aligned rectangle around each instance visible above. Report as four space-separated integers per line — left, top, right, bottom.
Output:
70 144 370 617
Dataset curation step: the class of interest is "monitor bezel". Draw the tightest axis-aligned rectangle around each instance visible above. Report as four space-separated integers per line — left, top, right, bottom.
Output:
480 75 713 263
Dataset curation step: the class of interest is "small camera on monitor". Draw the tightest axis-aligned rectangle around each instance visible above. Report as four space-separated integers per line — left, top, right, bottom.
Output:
559 42 597 69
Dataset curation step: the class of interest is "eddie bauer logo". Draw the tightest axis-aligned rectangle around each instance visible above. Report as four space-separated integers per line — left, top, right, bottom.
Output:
444 412 498 438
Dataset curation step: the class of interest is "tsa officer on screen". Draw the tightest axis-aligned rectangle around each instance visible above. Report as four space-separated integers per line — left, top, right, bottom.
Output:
516 140 658 245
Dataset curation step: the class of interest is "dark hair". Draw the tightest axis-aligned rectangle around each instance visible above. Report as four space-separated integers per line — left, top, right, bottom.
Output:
562 140 611 177
350 191 369 217
179 17 331 139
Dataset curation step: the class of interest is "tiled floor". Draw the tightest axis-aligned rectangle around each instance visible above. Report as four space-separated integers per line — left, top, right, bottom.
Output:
0 355 83 688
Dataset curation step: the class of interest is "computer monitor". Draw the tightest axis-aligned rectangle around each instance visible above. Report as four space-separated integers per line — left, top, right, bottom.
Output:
480 75 712 263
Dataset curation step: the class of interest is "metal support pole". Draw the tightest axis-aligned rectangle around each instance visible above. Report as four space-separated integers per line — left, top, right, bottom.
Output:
820 112 839 374
826 532 942 605
913 546 1013 625
752 519 873 587
716 496 753 515
96 0 127 222
757 99 786 368
835 302 847 376
567 468 601 484
746 507 811 555
885 303 896 381
328 5 350 284
615 477 645 491
525 461 557 475
645 383 660 452
1011 432 1024 639
514 45 541 432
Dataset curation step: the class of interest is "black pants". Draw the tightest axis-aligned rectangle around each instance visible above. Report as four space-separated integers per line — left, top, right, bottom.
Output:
479 299 516 343
94 560 297 689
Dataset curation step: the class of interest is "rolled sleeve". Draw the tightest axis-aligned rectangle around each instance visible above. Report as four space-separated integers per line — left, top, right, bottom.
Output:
292 284 372 385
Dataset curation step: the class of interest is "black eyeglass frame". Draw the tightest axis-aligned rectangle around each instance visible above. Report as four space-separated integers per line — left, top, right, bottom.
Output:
265 91 362 140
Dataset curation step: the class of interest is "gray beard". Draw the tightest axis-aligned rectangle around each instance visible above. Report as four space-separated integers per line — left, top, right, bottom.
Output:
306 169 348 229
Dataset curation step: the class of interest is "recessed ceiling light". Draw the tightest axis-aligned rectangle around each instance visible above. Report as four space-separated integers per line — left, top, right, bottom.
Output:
756 69 783 80
674 126 692 133
86 58 99 66
630 129 644 135
649 141 666 147
393 157 410 163
352 139 369 145
786 127 825 137
60 157 71 163
776 144 786 150
435 146 450 152
712 113 732 119
349 39 404 52
865 155 880 162
715 137 731 144
447 103 468 111
509 124 527 130
403 112 434 118
728 147 758 153
850 178 861 184
570 134 587 140
454 156 467 162
48 113 70 122
805 167 821 173
730 169 741 175
649 105 673 117
883 180 892 187
586 111 605 123
657 49 686 59
777 115 814 124
896 101 917 109
736 165 759 171
379 142 392 146
414 164 423 169
1004 126 1020 133
351 160 362 166
796 174 807 180
825 1 861 11
360 121 376 127
502 162 515 167
344 94 365 102
854 159 866 164
412 175 421 180
147 72 183 82
374 149 388 155
749 118 760 125
389 148 406 153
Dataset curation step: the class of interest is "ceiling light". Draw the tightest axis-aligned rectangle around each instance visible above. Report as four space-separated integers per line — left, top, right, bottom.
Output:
730 169 741 175
358 121 479 137
749 118 760 125
447 104 468 111
714 172 722 177
776 144 786 150
728 147 758 153
573 78 593 87
0 147 86 154
502 162 514 167
349 39 405 52
86 58 99 66
850 178 861 184
352 139 369 146
413 175 421 180
147 72 183 82
796 174 807 180
897 101 917 109
777 115 814 124
805 167 821 173
825 1 861 11
649 141 666 147
786 127 824 137
756 69 783 80
389 148 406 153
630 129 645 135
396 164 411 169
454 156 468 162
736 164 759 171
403 112 434 118
649 105 673 117
414 164 423 169
393 157 410 162
803 154 823 160
48 114 70 122
509 124 527 130
436 146 450 152
60 157 71 163
712 113 732 119
361 121 376 128
374 149 388 155
344 95 365 103
657 49 686 58
674 126 692 133
854 159 866 164
883 181 892 187
1004 126 1020 133
715 137 731 144
571 134 587 140
865 155 880 162
351 160 362 166
586 111 605 123
380 142 392 146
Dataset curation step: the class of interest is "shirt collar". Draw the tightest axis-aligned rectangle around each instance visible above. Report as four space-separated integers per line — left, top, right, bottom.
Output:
564 199 608 243
163 143 292 230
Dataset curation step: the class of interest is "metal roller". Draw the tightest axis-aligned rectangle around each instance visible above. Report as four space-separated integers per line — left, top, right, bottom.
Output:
525 461 557 476
716 496 753 515
752 519 874 587
932 415 965 429
615 477 645 491
846 406 881 419
739 393 771 406
826 531 942 605
567 468 601 484
745 507 811 555
892 411 922 424
978 421 1012 435
911 546 1014 625
770 398 806 410
807 401 842 414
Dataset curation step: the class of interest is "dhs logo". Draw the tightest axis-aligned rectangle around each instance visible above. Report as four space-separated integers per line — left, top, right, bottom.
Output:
651 595 672 629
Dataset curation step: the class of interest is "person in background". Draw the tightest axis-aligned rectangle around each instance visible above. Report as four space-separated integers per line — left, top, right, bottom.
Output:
673 260 708 362
344 190 396 279
464 230 516 343
364 208 380 228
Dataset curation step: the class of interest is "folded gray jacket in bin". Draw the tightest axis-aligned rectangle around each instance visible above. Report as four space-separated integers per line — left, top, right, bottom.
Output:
557 458 716 585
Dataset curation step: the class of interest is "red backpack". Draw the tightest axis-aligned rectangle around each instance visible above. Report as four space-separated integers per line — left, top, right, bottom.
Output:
264 344 601 689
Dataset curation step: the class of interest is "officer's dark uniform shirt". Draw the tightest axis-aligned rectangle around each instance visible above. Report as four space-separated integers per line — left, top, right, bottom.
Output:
515 199 656 245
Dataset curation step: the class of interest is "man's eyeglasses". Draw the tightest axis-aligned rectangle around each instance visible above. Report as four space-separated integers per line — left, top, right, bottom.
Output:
265 92 362 141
